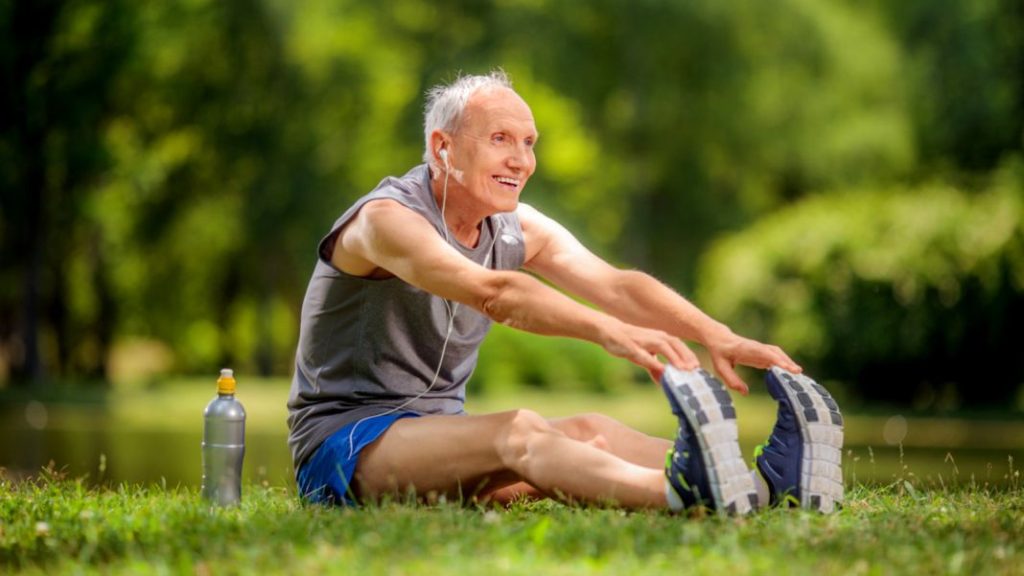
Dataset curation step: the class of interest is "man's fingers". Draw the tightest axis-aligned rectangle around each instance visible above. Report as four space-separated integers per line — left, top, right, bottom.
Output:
641 330 699 372
671 339 700 370
659 341 697 372
735 340 803 374
713 357 749 396
759 347 802 374
646 365 663 383
633 346 665 380
611 325 705 380
650 337 683 371
772 346 803 373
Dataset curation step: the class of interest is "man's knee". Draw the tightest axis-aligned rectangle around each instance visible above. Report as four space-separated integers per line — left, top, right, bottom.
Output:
560 412 614 451
497 409 557 470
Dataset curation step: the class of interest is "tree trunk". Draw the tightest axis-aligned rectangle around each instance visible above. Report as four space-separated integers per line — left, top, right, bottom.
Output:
10 0 62 387
90 231 116 383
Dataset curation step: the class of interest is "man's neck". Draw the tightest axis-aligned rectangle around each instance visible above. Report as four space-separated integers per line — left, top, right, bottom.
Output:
431 171 487 248
447 215 483 249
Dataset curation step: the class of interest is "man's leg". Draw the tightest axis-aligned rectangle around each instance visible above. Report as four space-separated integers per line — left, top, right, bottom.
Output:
549 413 671 467
478 413 672 504
353 409 669 509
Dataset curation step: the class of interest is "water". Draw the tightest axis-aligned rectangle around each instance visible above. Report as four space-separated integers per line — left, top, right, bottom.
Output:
0 424 294 488
0 400 1020 489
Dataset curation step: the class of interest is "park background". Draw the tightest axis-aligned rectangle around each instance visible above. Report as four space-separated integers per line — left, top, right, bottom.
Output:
1 0 1022 490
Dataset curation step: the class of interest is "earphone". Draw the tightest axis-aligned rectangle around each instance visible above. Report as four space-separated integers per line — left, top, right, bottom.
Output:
345 221 503 460
345 143 506 459
439 146 452 245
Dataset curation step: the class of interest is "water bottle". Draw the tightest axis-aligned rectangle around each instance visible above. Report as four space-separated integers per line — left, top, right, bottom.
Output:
201 368 246 506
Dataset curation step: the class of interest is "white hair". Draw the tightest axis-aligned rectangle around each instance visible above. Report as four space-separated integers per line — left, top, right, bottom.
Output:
422 70 514 164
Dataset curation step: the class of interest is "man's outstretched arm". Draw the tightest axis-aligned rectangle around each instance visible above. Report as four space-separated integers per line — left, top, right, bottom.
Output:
336 199 697 378
518 203 800 394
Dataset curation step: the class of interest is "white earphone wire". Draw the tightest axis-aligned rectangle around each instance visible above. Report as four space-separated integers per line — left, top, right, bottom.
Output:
346 155 502 458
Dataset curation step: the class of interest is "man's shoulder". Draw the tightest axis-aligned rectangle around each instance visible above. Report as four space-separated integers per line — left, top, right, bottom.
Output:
357 164 434 215
334 165 434 224
366 164 431 199
320 165 434 256
356 197 412 221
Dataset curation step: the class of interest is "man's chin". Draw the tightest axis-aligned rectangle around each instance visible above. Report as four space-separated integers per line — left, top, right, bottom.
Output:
497 197 520 213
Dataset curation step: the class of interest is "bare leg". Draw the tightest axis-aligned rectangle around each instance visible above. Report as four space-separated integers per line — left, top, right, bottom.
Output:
550 412 671 468
353 409 668 509
480 413 672 504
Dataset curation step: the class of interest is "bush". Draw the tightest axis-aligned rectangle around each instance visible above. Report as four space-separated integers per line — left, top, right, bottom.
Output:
474 324 643 395
696 159 1024 408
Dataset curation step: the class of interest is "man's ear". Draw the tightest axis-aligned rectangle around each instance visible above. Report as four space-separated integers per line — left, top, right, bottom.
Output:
429 130 450 166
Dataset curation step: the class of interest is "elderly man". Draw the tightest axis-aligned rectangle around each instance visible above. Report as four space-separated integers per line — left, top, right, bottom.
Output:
287 71 844 514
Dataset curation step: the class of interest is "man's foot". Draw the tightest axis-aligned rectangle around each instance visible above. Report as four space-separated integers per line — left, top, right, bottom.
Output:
755 366 844 513
661 366 758 515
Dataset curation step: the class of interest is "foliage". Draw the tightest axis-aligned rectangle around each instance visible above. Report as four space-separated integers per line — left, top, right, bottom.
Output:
1 0 1022 395
475 324 644 395
524 0 917 282
0 474 1022 575
697 158 1024 407
869 0 1024 172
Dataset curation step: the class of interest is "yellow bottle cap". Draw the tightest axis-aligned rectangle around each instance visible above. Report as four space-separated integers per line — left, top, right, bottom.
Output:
217 368 236 394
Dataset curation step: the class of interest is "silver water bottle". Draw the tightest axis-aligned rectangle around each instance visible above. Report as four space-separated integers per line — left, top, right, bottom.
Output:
201 368 246 506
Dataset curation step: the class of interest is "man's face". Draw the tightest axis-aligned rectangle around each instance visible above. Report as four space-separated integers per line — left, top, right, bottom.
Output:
447 87 538 214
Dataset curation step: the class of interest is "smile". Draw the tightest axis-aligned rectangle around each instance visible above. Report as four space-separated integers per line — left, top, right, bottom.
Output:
493 175 520 189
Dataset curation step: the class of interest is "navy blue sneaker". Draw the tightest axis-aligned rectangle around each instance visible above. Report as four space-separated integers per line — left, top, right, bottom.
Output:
661 366 758 515
755 366 844 513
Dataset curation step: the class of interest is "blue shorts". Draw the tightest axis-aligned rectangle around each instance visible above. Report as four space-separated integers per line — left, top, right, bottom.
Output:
297 411 419 506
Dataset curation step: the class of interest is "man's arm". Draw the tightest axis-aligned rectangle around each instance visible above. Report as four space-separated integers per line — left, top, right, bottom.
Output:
335 199 695 378
518 203 800 394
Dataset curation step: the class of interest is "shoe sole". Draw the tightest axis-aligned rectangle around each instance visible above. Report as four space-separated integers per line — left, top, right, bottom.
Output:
663 366 758 515
767 367 845 513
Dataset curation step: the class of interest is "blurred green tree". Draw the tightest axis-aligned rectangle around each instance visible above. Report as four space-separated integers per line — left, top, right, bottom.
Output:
513 0 915 288
96 0 336 376
1 0 1021 399
696 158 1024 408
870 0 1024 173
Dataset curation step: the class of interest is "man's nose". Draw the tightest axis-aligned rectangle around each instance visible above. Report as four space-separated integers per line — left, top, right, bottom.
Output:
507 144 532 170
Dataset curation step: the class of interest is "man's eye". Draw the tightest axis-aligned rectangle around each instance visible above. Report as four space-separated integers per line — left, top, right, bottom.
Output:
492 134 506 143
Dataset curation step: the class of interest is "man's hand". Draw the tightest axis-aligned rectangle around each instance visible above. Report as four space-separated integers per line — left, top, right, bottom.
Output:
598 319 700 382
704 330 802 395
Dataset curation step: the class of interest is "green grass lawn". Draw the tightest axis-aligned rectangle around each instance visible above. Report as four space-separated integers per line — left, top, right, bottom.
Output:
1 474 1022 575
3 379 1023 574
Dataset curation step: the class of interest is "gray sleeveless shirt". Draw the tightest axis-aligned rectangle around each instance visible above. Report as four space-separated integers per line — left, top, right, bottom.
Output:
286 164 526 470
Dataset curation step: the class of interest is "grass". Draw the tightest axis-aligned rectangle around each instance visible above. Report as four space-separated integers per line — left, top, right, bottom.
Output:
1 469 1022 575
3 380 1023 573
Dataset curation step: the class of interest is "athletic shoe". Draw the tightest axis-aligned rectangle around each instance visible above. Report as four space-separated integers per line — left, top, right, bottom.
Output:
755 366 844 513
661 365 758 515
